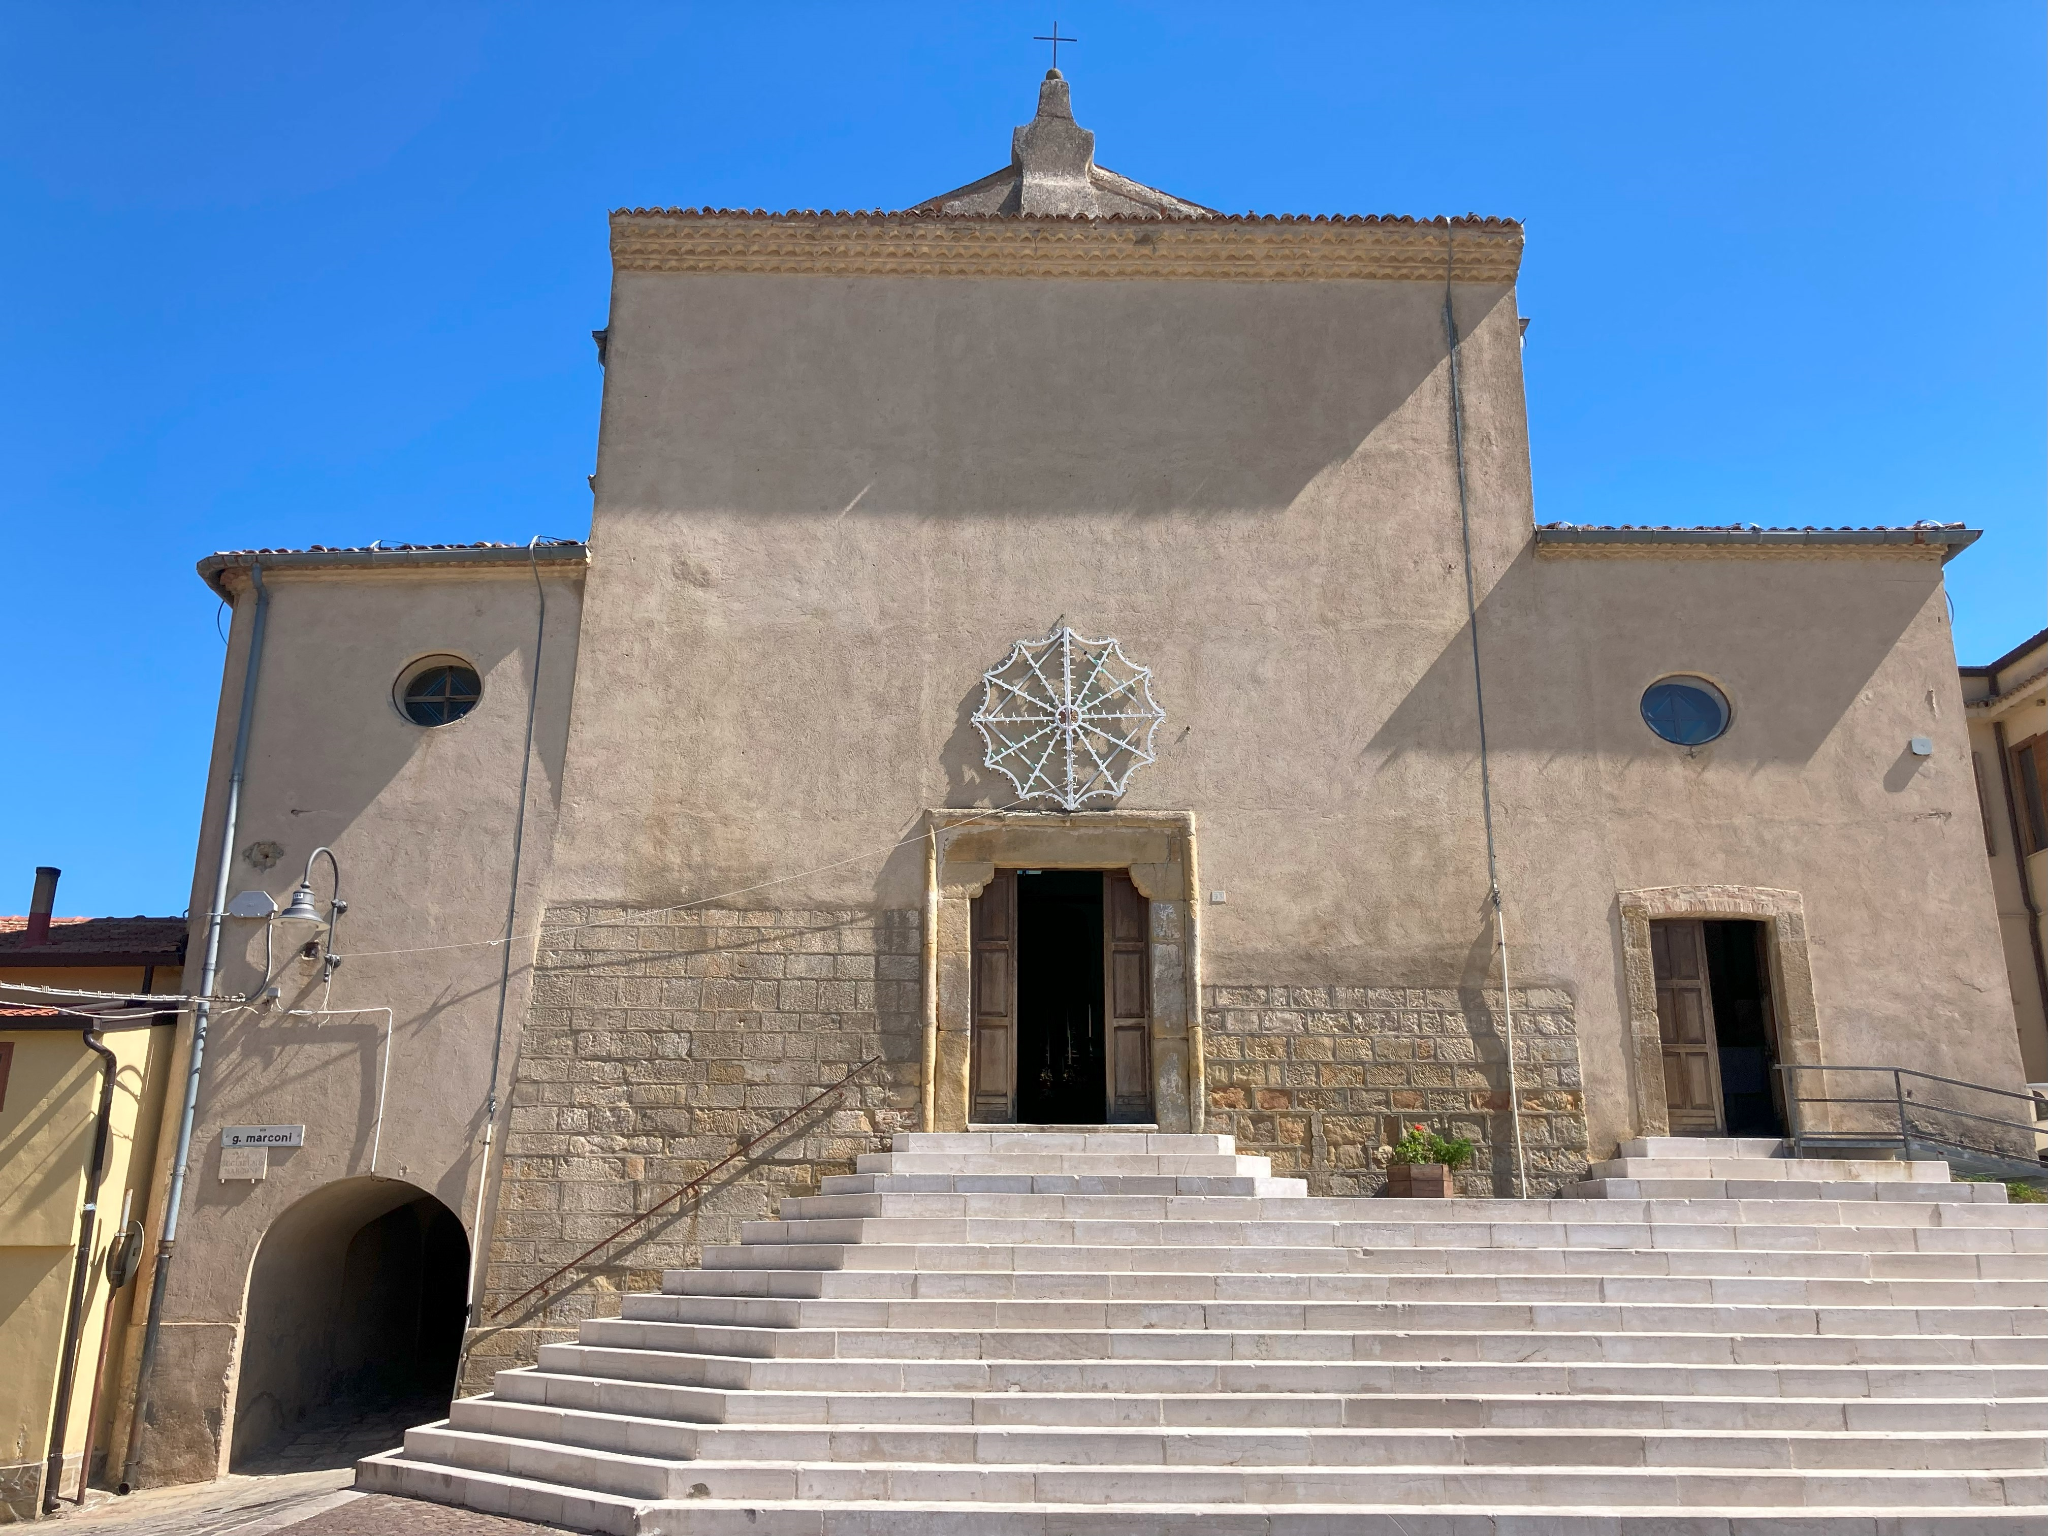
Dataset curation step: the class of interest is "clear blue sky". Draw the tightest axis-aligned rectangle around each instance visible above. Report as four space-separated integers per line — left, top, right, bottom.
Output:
2 2 2042 918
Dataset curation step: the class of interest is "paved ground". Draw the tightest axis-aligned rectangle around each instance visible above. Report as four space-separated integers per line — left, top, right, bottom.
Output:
43 1399 568 1536
51 1469 363 1536
288 1495 571 1534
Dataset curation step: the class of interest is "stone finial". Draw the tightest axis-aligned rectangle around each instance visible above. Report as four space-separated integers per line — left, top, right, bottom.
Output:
1010 69 1097 212
908 69 1217 221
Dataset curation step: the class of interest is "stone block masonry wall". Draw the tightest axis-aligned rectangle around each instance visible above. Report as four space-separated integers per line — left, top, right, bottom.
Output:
1202 986 1589 1197
460 906 923 1393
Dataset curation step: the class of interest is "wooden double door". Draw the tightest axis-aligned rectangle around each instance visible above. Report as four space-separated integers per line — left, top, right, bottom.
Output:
971 869 1152 1124
1651 917 1782 1136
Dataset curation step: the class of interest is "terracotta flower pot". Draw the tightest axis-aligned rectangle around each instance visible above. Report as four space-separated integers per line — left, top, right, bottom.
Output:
1385 1162 1454 1198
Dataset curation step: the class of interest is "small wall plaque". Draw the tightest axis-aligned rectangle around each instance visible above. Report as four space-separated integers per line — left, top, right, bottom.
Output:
222 1124 305 1148
219 1146 269 1182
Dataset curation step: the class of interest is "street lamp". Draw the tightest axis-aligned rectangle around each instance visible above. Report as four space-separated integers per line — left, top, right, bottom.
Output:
276 846 347 981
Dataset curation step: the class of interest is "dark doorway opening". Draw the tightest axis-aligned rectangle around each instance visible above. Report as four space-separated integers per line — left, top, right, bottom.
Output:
1702 920 1783 1136
232 1182 469 1470
1016 871 1106 1124
1650 917 1784 1137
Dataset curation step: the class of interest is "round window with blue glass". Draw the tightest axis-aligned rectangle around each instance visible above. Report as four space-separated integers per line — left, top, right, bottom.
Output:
394 654 483 727
1640 675 1730 746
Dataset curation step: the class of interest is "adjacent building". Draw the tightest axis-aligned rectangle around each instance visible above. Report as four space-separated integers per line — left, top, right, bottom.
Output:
1962 627 2048 1085
0 873 183 1518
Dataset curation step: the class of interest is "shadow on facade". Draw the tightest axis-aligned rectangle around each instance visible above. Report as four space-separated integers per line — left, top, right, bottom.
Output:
230 1177 468 1470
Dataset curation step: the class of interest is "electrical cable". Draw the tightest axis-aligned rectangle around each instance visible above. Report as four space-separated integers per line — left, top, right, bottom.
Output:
1443 233 1530 1201
0 1005 179 1026
337 794 1038 963
274 1005 396 1174
464 537 548 1331
0 979 226 1005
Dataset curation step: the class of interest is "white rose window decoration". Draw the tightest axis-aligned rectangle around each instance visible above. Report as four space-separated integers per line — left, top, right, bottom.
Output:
971 624 1166 811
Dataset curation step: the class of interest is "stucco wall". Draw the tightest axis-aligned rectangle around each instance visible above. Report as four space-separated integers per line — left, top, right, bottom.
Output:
546 262 2022 1165
125 563 584 1486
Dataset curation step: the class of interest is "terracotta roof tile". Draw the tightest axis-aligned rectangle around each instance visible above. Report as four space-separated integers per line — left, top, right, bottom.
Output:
0 916 187 965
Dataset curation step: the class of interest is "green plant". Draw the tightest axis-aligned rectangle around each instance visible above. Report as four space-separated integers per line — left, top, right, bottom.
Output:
1387 1122 1474 1171
2005 1180 2047 1204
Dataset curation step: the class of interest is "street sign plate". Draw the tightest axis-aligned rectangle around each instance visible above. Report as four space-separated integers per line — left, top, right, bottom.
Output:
221 1124 304 1148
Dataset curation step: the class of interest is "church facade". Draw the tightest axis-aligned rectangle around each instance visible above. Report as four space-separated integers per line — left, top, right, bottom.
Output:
114 74 2030 1486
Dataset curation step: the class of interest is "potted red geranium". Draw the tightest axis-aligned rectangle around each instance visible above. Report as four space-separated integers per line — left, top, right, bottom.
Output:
1384 1122 1475 1198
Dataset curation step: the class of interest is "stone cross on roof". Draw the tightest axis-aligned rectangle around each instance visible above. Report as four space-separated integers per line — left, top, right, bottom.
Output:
910 70 1217 220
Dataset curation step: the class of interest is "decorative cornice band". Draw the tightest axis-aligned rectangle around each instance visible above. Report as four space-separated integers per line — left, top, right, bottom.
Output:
1534 526 1978 565
1535 543 1947 563
610 214 1524 284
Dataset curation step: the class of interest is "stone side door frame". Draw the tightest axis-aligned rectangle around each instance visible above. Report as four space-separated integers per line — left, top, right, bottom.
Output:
1616 884 1823 1139
923 810 1204 1132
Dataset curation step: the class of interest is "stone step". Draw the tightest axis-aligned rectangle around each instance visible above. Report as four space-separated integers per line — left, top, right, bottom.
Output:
1586 1158 1953 1183
731 1212 2037 1252
695 1242 2044 1281
491 1369 2048 1434
618 1292 2048 1338
533 1342 2048 1399
854 1153 1272 1176
768 1192 2030 1227
1566 1179 2000 1203
667 1264 2048 1306
887 1131 1215 1152
384 1425 2048 1508
756 1197 2048 1232
444 1396 2048 1472
573 1316 2048 1368
372 1132 2048 1534
816 1173 1312 1197
356 1454 639 1535
355 1451 2048 1534
774 1190 2024 1221
1619 1137 1796 1159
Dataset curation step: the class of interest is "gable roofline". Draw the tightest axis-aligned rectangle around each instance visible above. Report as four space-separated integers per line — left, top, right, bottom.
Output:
1961 626 2048 679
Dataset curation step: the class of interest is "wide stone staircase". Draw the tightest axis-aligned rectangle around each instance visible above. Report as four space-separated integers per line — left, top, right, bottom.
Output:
360 1130 2048 1533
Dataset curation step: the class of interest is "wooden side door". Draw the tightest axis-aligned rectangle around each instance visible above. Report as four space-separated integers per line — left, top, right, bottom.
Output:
1651 918 1724 1133
970 870 1018 1123
1104 871 1153 1124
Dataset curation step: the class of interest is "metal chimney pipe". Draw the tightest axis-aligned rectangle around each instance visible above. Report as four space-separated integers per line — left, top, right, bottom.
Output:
26 866 60 946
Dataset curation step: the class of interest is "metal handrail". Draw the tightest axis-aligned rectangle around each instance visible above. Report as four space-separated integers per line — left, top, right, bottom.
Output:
1777 1062 2047 1106
492 1053 883 1319
1775 1062 2047 1164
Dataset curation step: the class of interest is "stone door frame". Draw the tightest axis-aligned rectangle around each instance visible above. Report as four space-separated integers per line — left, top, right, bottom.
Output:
923 809 1204 1132
1616 884 1823 1138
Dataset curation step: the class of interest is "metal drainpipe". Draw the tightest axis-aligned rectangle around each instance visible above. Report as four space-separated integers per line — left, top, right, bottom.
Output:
43 1025 119 1512
1993 720 2048 1035
119 561 269 1494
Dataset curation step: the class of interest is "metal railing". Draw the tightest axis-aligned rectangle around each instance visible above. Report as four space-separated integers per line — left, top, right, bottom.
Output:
1776 1062 2048 1178
492 1053 883 1319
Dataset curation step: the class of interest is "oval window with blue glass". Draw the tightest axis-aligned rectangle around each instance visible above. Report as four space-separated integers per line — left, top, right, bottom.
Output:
1640 675 1730 746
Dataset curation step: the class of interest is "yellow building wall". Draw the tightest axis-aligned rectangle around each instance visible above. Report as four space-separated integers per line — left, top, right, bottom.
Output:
0 964 178 1518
